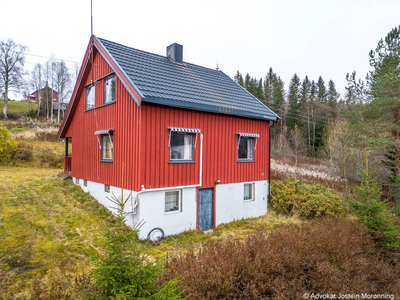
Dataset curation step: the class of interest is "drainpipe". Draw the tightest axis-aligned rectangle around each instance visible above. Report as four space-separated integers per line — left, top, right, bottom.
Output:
131 134 204 221
268 121 275 204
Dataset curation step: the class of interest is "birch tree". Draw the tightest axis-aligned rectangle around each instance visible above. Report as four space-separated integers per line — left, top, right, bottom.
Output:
0 39 27 120
53 61 71 123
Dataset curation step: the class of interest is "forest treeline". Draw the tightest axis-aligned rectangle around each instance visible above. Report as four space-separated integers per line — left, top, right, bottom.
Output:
235 25 400 203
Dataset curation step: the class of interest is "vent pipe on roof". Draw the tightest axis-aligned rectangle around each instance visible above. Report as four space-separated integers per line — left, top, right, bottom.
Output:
167 43 183 63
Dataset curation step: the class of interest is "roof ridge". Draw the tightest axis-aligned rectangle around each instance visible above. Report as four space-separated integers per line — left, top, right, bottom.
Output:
97 36 225 76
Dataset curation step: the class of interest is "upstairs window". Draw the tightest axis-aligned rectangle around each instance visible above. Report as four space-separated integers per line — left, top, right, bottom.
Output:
168 127 201 163
86 85 95 110
104 75 116 104
237 133 259 162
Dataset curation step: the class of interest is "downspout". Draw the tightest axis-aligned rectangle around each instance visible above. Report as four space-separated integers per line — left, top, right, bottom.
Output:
268 121 275 204
131 134 204 222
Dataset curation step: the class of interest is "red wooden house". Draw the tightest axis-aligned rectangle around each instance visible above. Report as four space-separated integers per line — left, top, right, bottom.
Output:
58 36 280 239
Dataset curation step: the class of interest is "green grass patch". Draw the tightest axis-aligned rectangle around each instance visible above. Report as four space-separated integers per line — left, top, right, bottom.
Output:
0 167 118 297
0 99 37 114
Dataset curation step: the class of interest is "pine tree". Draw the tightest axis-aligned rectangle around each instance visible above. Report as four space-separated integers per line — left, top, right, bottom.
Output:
366 25 400 203
316 76 327 103
287 73 301 130
234 70 244 87
326 79 340 118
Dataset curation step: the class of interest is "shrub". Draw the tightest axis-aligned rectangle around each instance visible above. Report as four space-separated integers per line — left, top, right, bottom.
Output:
0 126 17 162
161 218 400 299
89 176 184 299
37 148 63 168
270 179 348 218
351 171 400 251
11 141 34 162
27 109 36 118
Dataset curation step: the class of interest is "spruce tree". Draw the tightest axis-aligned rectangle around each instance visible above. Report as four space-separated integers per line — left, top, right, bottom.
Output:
234 70 244 87
287 73 301 130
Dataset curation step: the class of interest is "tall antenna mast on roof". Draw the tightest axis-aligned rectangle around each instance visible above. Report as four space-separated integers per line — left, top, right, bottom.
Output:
91 0 93 37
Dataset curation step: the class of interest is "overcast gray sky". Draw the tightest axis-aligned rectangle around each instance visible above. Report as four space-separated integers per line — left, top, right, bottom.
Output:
2 0 400 100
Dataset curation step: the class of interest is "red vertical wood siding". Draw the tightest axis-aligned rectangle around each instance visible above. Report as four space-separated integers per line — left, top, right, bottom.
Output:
65 48 271 191
139 103 270 189
65 49 141 191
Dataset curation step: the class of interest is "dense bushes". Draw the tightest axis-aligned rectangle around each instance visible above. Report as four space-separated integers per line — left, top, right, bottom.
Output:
161 218 400 299
0 126 17 161
270 179 348 218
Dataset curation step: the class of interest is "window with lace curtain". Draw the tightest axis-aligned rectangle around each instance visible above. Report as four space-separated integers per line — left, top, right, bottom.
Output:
169 132 193 162
238 137 254 161
165 190 181 213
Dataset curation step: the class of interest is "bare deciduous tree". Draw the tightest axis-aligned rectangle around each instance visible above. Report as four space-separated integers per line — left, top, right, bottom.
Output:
290 124 302 179
0 39 28 120
53 61 71 123
30 63 43 117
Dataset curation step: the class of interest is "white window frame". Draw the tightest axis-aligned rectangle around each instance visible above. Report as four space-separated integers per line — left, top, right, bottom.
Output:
237 132 259 161
86 85 95 110
167 127 201 162
104 75 116 104
244 183 255 202
164 190 182 213
101 133 113 161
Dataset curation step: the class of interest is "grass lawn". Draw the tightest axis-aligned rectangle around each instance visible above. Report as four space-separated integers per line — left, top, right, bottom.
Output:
0 166 116 293
0 99 37 114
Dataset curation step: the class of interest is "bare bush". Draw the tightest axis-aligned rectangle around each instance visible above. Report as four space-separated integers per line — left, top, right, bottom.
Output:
162 218 400 299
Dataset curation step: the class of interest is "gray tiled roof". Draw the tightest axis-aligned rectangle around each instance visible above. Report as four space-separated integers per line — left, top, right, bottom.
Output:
97 37 279 121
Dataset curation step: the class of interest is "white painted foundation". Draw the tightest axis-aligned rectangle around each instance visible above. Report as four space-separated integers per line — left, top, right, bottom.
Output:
72 177 269 239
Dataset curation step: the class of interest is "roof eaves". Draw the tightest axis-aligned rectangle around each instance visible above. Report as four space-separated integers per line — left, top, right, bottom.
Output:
143 96 279 122
219 70 281 121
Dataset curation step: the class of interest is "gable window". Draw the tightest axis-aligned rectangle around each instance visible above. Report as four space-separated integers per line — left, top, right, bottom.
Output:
237 133 259 162
165 190 181 213
104 75 116 104
244 183 254 201
86 85 95 110
168 127 201 162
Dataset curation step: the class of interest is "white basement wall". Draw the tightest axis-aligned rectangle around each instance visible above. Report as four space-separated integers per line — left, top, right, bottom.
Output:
72 177 269 239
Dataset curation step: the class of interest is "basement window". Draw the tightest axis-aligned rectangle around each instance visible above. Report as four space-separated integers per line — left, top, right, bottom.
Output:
104 75 116 104
165 190 181 213
86 85 95 110
75 178 79 184
84 179 87 186
105 184 110 193
244 183 254 201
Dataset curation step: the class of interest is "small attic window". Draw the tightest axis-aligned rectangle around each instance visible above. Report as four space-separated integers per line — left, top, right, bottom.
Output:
86 85 95 110
104 75 116 104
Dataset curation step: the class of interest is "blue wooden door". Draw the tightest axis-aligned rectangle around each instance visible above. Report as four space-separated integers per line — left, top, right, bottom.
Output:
198 188 213 231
